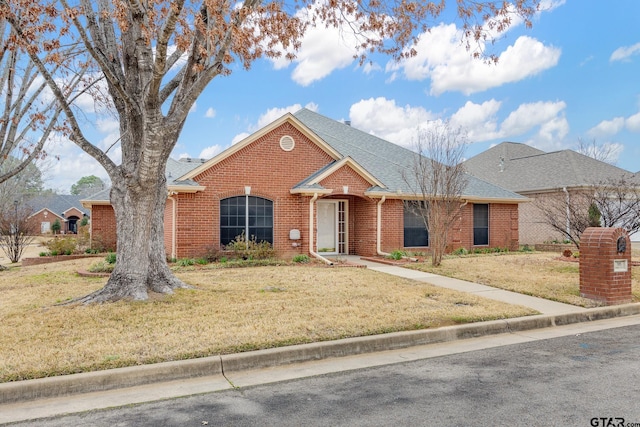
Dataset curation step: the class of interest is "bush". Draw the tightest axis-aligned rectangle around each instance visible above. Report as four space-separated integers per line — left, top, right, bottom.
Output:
226 234 276 260
105 252 116 264
195 258 209 265
292 254 310 263
45 237 77 256
201 244 222 262
452 247 468 256
88 261 114 273
388 250 404 260
562 249 573 258
176 258 195 267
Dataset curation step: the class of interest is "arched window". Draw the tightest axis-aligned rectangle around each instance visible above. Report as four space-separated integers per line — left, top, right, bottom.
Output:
220 196 273 246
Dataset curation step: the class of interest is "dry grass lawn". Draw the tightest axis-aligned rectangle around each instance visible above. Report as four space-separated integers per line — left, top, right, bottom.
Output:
0 258 535 383
408 251 640 307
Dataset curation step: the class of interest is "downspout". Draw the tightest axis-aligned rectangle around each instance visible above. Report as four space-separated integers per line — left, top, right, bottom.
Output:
168 195 177 260
563 187 570 236
309 193 333 265
377 196 391 257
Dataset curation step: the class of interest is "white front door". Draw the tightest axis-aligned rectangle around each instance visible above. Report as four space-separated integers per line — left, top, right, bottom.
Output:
317 201 337 254
317 200 347 255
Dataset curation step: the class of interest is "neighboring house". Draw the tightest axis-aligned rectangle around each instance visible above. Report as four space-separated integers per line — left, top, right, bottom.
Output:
82 109 526 260
26 194 90 234
464 142 638 245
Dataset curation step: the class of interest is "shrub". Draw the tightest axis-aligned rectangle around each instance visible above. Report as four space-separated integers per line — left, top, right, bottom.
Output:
452 247 468 256
89 261 114 273
226 234 276 260
45 237 77 256
105 252 116 264
176 258 195 267
388 250 404 260
293 254 310 263
195 258 209 265
562 249 573 258
51 219 61 234
201 244 222 262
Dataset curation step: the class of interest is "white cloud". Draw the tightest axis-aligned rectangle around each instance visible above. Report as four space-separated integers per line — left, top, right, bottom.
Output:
199 145 223 159
500 101 567 137
348 97 569 151
387 23 561 95
270 19 359 86
349 97 435 148
205 107 216 118
587 117 626 138
625 111 640 132
255 102 319 128
450 100 502 141
230 102 320 145
610 42 640 62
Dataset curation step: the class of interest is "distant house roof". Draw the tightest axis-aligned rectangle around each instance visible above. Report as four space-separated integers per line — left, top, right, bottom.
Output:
82 157 206 204
464 142 638 193
26 194 90 218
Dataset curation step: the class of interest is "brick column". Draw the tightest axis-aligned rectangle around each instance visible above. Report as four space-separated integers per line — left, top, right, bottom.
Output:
579 227 632 305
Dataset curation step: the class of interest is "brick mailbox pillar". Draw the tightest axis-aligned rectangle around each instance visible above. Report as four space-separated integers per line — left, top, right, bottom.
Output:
579 227 632 305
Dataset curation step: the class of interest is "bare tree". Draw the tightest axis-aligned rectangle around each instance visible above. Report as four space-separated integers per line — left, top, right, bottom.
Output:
0 20 71 185
537 177 640 248
404 121 468 266
575 138 619 165
0 200 36 265
0 0 540 302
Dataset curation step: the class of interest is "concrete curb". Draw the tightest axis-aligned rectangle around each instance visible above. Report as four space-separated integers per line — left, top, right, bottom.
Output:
2 303 640 405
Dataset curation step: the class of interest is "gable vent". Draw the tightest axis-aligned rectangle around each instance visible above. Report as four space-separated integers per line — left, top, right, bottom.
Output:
279 135 295 152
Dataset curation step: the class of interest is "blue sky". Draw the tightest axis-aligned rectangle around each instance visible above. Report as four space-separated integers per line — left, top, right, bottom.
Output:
45 0 640 193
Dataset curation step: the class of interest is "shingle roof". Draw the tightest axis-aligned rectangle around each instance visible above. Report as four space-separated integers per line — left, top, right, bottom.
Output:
293 109 525 201
26 194 90 217
464 142 637 193
82 158 204 202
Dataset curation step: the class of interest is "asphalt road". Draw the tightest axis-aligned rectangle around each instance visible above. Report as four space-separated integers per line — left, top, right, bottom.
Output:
9 324 640 427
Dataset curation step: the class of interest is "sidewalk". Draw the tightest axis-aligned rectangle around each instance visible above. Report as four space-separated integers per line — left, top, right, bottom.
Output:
346 256 586 315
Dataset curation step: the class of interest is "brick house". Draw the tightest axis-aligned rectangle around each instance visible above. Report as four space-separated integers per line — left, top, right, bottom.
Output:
26 194 90 234
464 142 639 245
82 109 526 260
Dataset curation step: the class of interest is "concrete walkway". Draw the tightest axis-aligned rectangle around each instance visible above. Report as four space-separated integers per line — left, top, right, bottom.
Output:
344 255 587 315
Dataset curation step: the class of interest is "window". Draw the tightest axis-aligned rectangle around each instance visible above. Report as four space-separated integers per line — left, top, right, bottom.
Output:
220 196 273 246
473 204 489 246
403 203 428 247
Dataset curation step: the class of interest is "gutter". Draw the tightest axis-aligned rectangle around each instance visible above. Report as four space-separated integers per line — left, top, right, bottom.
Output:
309 193 333 265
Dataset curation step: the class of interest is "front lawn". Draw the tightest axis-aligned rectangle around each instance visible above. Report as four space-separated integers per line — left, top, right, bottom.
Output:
407 252 640 307
0 258 535 382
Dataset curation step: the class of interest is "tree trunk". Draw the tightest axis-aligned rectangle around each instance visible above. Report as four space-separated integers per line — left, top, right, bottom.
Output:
77 172 188 303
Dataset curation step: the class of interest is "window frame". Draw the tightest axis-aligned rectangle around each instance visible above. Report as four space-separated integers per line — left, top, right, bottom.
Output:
220 195 273 246
473 203 489 246
403 202 429 248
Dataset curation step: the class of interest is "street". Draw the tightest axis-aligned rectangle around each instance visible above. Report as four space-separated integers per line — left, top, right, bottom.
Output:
8 324 640 426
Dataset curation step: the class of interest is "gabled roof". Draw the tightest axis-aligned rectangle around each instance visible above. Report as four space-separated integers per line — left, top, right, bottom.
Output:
26 194 90 218
464 142 637 193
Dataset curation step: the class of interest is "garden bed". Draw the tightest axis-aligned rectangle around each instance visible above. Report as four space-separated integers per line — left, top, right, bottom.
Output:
21 254 103 267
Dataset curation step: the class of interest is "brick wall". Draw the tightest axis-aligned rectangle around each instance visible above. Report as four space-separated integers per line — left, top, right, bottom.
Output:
90 205 117 251
579 227 632 305
519 192 568 245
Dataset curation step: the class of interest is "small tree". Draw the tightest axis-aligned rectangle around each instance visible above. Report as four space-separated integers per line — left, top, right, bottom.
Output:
0 201 36 264
71 176 106 197
403 121 468 266
51 219 61 235
588 202 601 227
